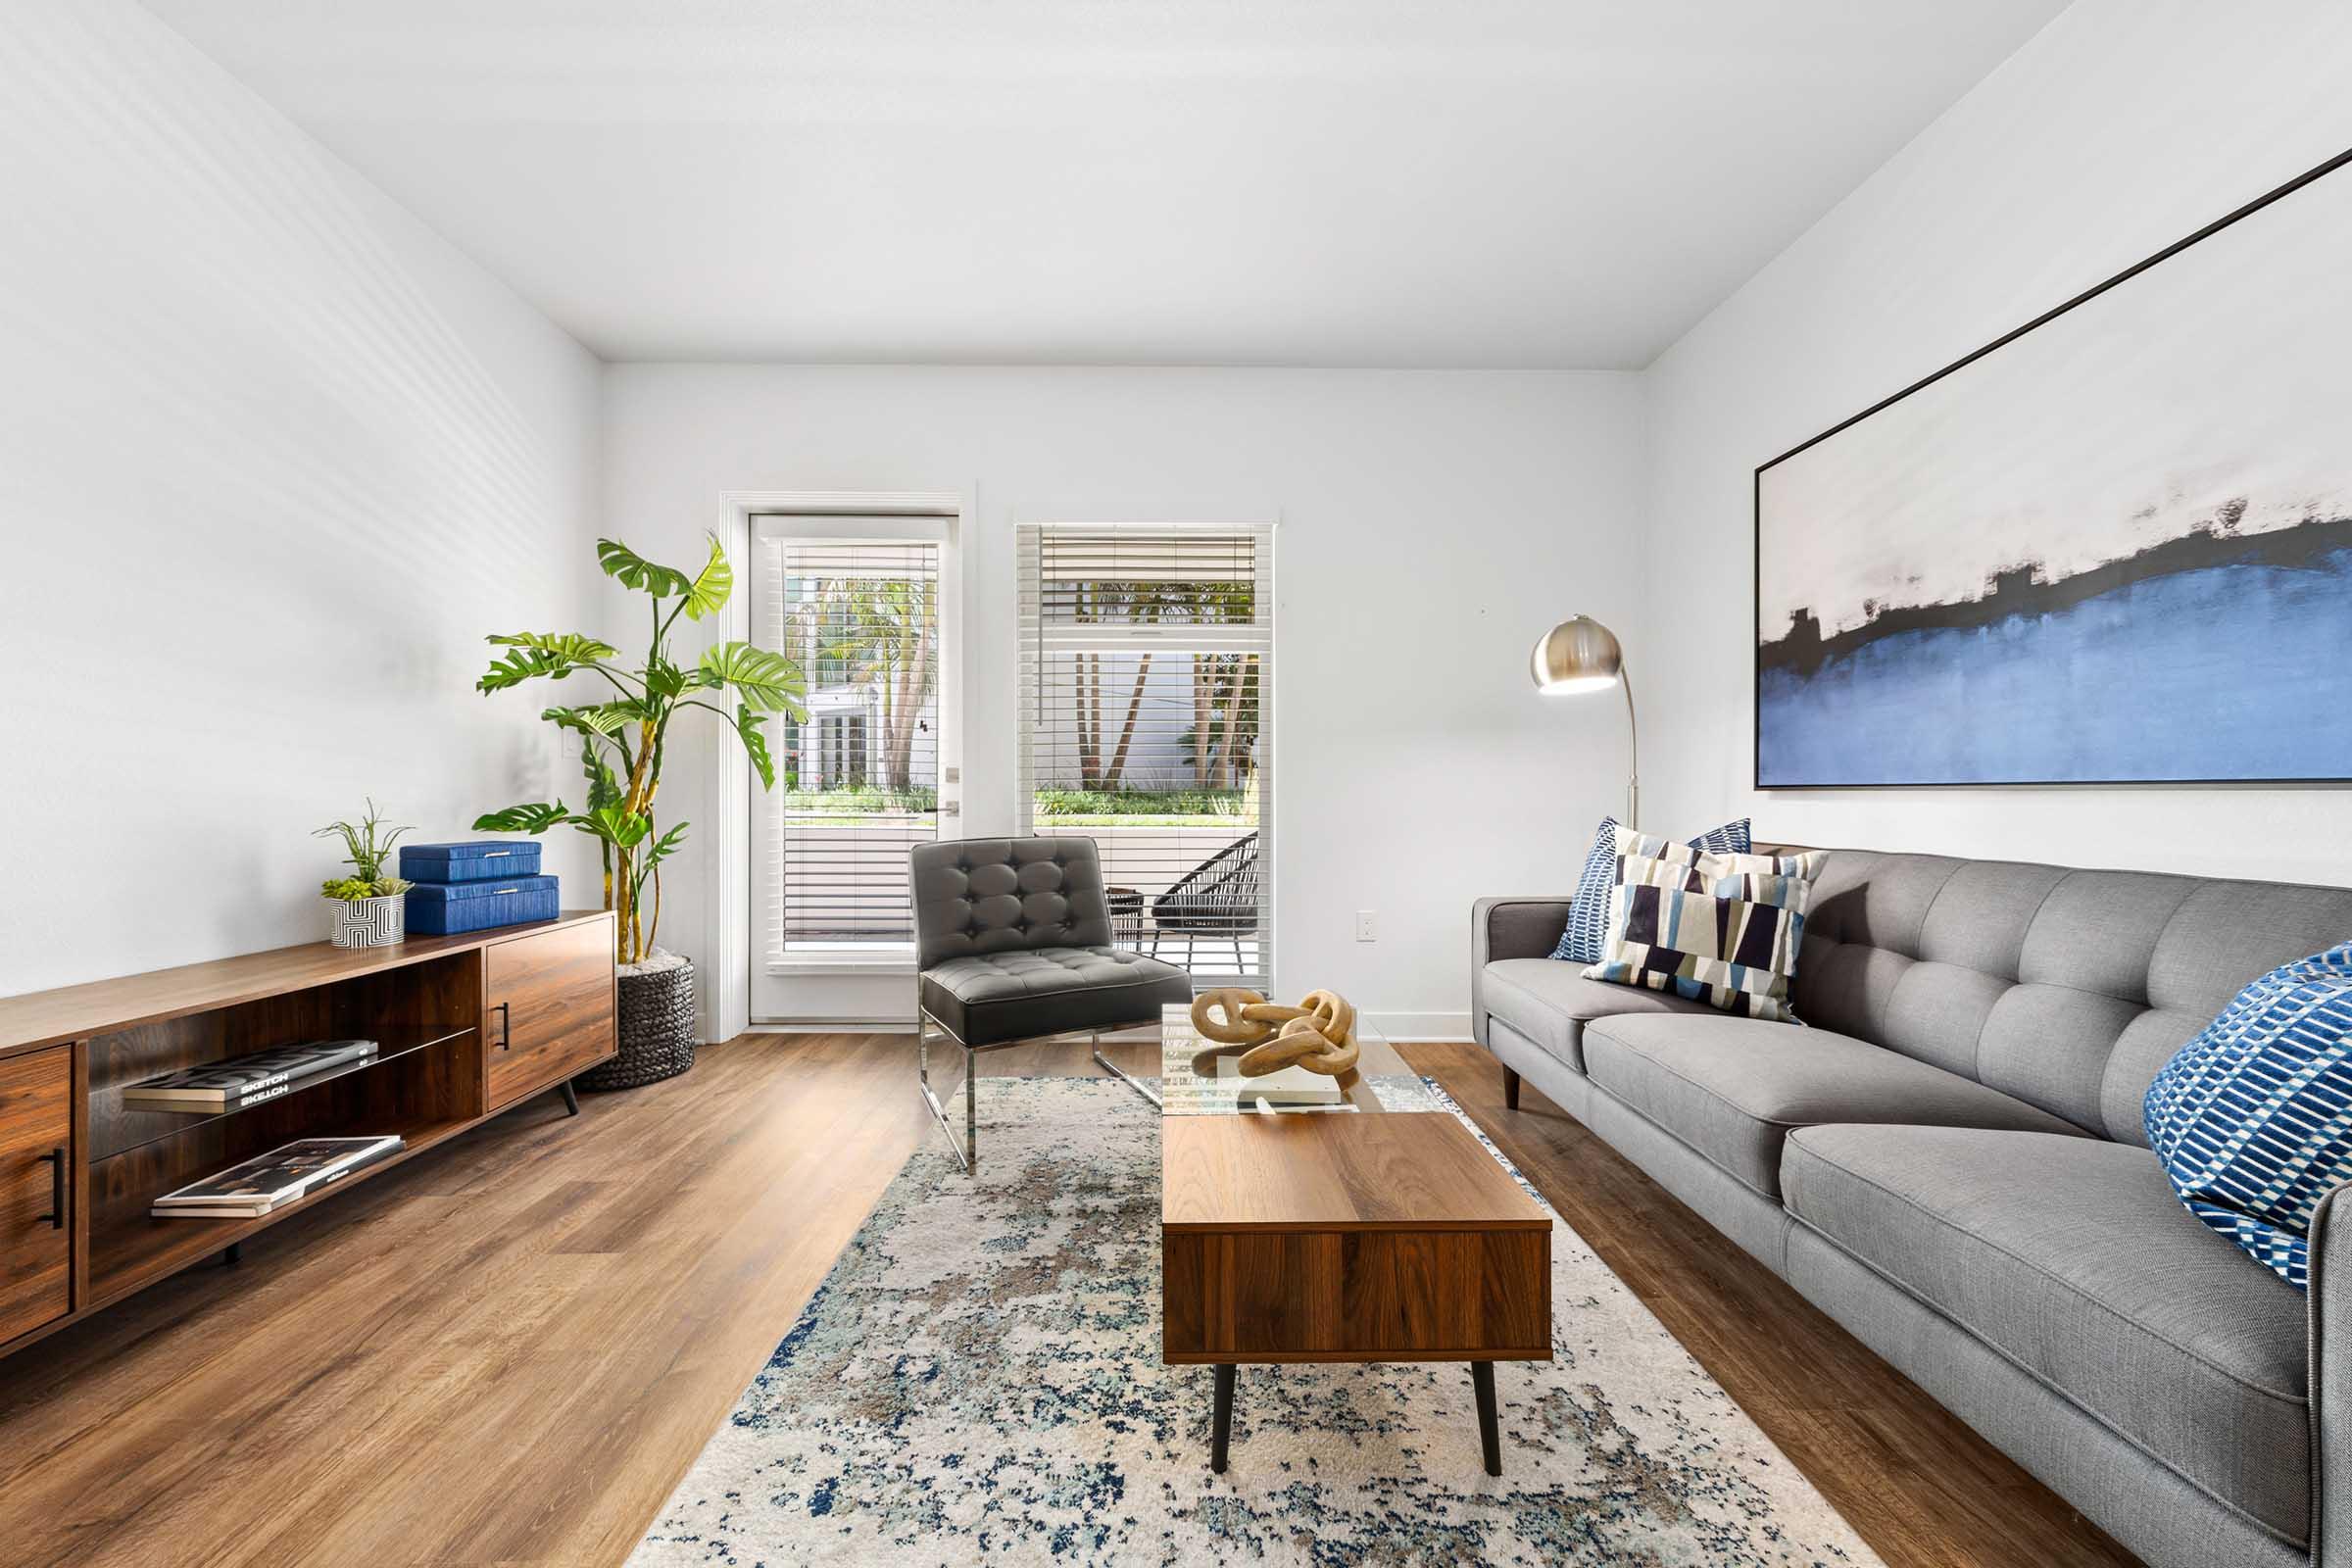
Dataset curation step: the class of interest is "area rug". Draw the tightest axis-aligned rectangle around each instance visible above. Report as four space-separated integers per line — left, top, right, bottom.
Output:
632 1076 1883 1567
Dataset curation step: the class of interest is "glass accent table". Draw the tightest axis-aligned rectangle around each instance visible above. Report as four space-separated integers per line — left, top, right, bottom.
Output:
1156 1003 1387 1115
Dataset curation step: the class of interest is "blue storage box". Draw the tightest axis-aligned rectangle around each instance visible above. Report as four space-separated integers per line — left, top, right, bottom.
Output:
401 840 543 883
405 875 560 935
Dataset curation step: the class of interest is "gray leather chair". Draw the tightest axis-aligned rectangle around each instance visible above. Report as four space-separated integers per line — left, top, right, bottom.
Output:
910 835 1194 1170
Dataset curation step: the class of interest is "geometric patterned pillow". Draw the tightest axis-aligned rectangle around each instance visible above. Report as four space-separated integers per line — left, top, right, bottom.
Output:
1581 828 1823 1023
1609 823 1779 877
1550 816 1750 964
2143 943 2352 1292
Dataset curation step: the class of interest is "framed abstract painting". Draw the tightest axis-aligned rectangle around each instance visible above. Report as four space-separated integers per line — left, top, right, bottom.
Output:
1755 148 2352 788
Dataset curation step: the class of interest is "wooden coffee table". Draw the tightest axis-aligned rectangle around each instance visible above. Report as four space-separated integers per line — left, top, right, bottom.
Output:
1156 1007 1552 1474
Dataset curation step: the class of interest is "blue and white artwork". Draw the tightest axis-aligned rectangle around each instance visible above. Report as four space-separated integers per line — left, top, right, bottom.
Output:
1756 154 2352 787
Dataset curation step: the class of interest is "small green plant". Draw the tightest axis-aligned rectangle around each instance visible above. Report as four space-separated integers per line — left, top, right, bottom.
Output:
316 799 415 901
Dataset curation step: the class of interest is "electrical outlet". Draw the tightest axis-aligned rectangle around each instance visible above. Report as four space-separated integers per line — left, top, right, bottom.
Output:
1354 910 1377 942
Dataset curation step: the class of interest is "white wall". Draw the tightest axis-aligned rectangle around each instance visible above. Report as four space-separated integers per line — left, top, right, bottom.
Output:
0 0 602 996
1642 0 2352 885
602 367 1646 1036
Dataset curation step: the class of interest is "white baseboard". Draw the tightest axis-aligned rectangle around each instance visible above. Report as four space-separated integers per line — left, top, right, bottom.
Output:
1362 1010 1472 1042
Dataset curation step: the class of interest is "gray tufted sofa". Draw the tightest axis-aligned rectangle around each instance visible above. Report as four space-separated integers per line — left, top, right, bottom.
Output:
1471 848 2352 1568
910 835 1192 1168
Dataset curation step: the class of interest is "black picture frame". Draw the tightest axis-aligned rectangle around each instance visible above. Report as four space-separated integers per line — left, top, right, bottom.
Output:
1751 143 2352 791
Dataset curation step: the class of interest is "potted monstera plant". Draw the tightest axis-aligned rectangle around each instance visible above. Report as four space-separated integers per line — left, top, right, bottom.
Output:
473 534 804 1087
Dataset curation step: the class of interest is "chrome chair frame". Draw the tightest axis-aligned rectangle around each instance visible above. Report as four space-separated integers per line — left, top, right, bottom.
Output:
915 995 1163 1173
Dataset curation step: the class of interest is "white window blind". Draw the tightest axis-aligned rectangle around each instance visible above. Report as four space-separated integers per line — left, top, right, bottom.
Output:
761 536 941 960
1017 523 1273 990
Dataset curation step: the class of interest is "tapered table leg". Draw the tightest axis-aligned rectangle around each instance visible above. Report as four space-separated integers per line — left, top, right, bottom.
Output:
1471 1360 1501 1476
1210 1363 1236 1473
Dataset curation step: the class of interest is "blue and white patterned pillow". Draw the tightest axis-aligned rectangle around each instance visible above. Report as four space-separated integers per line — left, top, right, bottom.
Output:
1550 815 1750 964
1582 829 1823 1022
2143 942 2352 1291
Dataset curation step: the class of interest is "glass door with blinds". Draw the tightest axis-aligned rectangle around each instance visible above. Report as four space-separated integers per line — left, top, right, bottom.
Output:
1017 523 1273 991
751 516 950 1020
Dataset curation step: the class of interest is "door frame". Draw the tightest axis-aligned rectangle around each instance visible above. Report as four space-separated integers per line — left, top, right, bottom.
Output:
705 489 969 1043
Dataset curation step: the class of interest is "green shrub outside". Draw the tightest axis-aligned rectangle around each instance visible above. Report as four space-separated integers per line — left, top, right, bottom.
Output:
1032 788 1246 818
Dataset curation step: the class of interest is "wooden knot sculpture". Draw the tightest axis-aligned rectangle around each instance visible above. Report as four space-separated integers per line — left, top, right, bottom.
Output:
1189 987 1360 1084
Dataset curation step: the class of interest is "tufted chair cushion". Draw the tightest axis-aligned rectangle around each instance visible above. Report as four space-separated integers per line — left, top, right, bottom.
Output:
920 947 1197 1047
1790 851 2352 1144
910 836 1117 967
910 835 1194 1046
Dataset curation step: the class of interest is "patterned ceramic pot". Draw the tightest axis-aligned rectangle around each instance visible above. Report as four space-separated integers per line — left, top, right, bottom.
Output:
329 893 406 949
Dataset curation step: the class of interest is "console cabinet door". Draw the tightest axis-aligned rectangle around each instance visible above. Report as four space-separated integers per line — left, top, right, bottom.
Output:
0 1047 73 1345
484 921 616 1111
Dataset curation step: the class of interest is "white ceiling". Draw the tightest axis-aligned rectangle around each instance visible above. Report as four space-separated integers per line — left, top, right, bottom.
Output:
143 0 2066 368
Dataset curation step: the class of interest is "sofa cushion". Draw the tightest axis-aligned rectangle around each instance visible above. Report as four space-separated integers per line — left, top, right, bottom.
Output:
1782 1124 2309 1544
1582 1013 2084 1197
1788 850 2352 1145
919 947 1194 1048
1478 958 1719 1073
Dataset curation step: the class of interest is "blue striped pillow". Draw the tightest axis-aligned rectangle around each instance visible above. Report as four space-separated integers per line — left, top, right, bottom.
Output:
1550 816 1750 964
2143 942 2352 1291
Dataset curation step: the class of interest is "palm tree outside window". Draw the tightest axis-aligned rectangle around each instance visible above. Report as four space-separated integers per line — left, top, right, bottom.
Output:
1016 523 1275 989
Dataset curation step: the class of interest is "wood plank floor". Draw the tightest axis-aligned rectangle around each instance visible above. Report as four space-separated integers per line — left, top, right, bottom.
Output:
0 1031 2142 1567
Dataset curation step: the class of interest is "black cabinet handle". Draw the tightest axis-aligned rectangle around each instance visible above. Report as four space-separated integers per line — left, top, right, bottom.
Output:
492 1001 512 1051
35 1148 64 1230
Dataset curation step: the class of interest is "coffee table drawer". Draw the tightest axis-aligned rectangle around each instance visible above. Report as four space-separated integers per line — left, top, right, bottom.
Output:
1163 1226 1549 1362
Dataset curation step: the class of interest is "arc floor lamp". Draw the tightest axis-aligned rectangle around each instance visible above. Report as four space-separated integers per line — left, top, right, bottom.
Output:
1531 614 1638 827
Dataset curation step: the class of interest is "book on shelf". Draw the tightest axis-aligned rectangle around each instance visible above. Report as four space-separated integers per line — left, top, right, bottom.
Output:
150 1135 406 1219
121 1039 379 1111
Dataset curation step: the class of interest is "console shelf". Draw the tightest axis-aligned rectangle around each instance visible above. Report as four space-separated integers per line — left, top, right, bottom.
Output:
92 1024 478 1162
88 1114 475 1307
0 910 616 1354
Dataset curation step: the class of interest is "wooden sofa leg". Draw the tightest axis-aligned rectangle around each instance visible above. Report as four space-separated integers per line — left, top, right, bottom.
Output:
1503 1067 1521 1110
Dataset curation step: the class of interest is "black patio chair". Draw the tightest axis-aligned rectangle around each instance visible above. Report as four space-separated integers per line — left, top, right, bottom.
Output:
1150 832 1261 975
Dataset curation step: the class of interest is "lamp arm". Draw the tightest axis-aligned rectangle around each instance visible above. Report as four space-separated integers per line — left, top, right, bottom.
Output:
1620 662 1640 829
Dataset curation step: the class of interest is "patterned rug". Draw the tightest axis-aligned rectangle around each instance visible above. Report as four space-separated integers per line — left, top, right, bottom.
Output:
633 1076 1883 1567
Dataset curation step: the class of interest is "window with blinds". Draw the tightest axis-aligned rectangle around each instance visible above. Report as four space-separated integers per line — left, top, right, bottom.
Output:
760 535 941 961
1017 523 1273 990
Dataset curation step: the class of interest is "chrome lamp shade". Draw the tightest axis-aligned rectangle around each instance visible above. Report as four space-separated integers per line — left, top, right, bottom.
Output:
1531 614 1638 827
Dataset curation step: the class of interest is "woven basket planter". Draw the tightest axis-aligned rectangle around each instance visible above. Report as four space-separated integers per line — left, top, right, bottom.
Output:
581 955 698 1091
